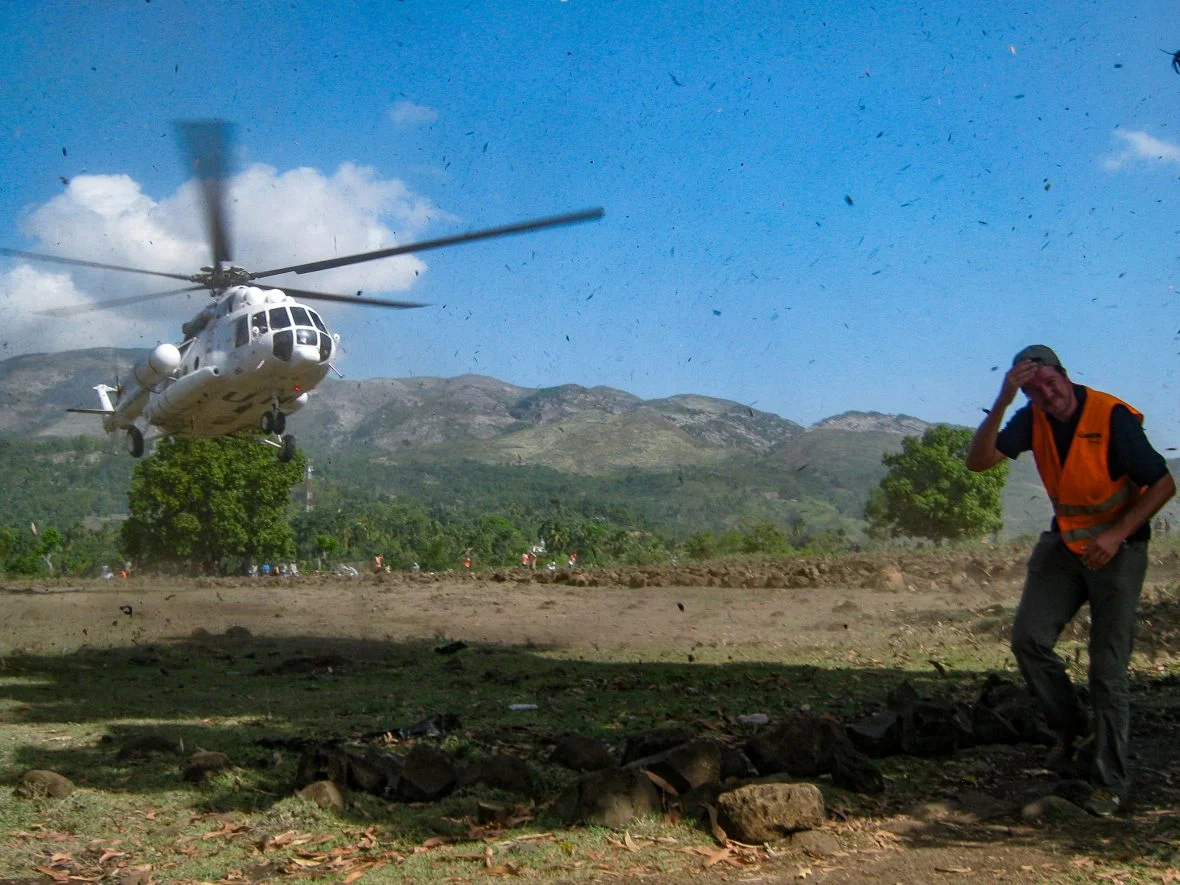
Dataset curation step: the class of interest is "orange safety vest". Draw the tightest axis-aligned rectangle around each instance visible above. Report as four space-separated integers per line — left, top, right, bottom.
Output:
1030 387 1143 555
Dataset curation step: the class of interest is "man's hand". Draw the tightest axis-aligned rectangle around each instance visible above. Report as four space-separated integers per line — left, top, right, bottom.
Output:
1081 530 1124 570
999 359 1039 408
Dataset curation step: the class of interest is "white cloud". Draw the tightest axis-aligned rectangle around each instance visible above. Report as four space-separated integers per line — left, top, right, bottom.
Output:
1102 130 1180 170
1 165 451 357
388 100 439 127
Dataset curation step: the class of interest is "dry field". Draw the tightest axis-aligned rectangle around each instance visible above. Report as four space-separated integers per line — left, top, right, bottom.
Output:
1 545 1178 883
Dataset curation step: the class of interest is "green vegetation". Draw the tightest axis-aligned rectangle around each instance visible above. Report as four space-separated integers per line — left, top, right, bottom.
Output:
122 436 305 573
866 425 1008 544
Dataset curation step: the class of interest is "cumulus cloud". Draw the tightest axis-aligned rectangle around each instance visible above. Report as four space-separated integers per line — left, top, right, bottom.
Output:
388 100 439 127
1102 129 1180 170
0 165 451 356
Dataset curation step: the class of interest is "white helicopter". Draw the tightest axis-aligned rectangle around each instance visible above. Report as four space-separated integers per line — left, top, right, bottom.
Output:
3 121 602 463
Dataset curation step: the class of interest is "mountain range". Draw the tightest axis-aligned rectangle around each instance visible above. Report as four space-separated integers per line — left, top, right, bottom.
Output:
0 347 1062 536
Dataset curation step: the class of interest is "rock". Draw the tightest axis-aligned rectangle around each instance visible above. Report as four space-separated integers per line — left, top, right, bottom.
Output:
718 745 757 780
15 770 74 799
297 780 345 812
460 754 535 796
117 868 153 885
846 710 904 758
224 625 252 640
830 741 884 795
622 727 695 764
875 566 906 592
628 739 721 794
394 744 457 802
296 742 403 797
972 674 1054 746
1021 794 1088 822
550 734 616 772
787 828 841 857
1051 778 1094 807
746 713 835 777
553 766 662 827
746 712 877 791
183 751 230 782
716 783 825 842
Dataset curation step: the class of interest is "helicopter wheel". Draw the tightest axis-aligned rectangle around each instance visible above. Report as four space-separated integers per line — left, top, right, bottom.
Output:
126 427 145 458
278 434 296 463
261 412 274 434
273 411 287 435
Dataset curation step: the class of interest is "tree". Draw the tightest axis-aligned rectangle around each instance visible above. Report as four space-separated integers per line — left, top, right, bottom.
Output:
121 437 303 572
866 425 1008 544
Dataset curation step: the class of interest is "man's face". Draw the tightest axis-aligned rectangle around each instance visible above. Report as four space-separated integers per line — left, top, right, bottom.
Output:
1022 363 1076 421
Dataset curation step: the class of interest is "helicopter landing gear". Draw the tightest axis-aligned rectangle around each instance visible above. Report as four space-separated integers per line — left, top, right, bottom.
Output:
126 427 145 458
278 434 296 463
261 409 286 435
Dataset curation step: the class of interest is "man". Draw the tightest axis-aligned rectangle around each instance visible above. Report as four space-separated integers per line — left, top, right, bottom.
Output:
966 345 1175 816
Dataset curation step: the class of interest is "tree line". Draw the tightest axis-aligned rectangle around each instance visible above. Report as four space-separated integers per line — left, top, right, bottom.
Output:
0 426 1005 576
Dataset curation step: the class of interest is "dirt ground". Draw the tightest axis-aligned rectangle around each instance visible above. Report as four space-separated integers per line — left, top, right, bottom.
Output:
3 546 1179 883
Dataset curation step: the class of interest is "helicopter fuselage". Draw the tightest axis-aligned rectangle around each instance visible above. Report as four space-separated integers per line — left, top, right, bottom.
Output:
107 285 334 440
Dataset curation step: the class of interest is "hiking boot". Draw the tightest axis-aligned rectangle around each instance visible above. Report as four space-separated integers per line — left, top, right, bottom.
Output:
1083 788 1122 818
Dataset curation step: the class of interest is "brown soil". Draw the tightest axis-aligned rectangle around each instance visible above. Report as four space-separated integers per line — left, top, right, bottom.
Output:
3 545 1179 883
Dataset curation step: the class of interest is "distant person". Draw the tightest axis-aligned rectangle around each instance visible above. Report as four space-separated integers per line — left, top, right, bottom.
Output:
966 345 1175 816
521 552 530 569
567 552 578 568
261 562 272 577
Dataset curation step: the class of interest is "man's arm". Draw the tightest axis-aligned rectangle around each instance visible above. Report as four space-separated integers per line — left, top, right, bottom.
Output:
966 361 1037 472
966 406 1010 472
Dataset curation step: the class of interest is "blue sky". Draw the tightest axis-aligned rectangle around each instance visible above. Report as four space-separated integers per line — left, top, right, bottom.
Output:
1 1 1177 444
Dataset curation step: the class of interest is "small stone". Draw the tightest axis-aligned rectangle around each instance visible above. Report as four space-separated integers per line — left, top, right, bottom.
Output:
297 779 345 811
788 828 841 857
183 750 230 782
1021 794 1088 822
16 770 74 799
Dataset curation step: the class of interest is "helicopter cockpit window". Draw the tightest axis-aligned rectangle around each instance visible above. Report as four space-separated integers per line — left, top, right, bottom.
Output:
234 316 249 348
296 328 318 346
268 307 291 329
290 306 312 327
309 311 327 333
252 312 268 334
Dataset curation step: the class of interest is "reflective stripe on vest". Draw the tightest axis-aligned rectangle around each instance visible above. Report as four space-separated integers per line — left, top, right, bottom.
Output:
1030 387 1143 556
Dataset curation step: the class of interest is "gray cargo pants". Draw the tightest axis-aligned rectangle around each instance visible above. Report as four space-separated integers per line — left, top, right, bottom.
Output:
1010 531 1147 796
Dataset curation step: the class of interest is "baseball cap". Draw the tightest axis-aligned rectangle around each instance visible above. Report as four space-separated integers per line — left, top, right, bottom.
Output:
1012 344 1063 369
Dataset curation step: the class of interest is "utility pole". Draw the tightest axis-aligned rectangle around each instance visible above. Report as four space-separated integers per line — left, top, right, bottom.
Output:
305 461 314 511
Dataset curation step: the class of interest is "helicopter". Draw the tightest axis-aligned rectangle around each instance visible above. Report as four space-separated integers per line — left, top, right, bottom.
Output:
2 121 602 463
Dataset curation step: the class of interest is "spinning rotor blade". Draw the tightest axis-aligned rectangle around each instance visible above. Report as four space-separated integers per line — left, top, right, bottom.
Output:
36 284 207 317
277 286 428 309
176 120 234 269
252 207 605 279
0 248 194 282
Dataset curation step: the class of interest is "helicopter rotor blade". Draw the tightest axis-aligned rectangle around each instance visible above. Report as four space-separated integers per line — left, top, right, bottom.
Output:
176 120 234 269
277 286 428 310
0 248 194 282
36 284 208 317
251 207 604 279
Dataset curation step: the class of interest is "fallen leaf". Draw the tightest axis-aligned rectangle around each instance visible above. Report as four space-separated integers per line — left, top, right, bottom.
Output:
703 846 731 868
